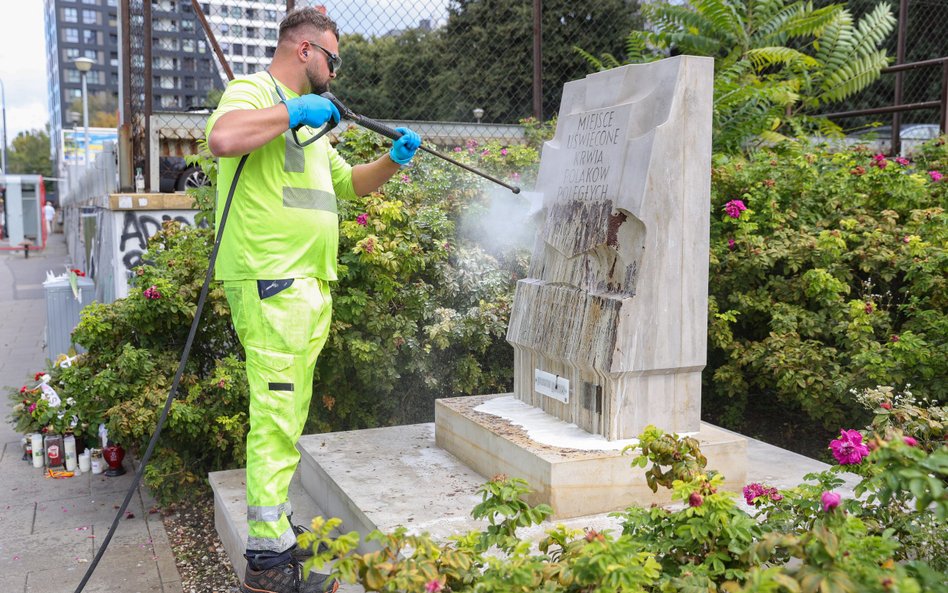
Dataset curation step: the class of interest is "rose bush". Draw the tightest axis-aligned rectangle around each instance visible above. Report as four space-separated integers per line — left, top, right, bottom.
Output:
706 139 948 435
299 417 947 592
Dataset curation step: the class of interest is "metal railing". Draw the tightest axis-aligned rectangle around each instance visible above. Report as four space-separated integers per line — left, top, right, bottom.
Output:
823 56 948 155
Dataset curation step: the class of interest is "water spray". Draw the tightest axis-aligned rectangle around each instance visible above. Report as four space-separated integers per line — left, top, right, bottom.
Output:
321 93 521 195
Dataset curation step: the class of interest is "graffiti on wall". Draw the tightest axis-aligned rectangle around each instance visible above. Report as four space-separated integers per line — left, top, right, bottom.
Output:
118 210 210 271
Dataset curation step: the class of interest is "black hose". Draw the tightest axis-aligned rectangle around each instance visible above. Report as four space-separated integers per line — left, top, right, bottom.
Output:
322 92 521 194
73 154 248 593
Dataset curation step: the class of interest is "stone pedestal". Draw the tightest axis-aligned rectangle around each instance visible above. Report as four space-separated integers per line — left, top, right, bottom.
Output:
435 394 746 518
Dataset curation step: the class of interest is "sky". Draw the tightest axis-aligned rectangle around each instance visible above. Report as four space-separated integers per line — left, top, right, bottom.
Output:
0 1 49 145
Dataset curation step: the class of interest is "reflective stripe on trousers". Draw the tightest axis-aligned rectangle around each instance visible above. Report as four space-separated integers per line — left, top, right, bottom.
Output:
224 277 332 553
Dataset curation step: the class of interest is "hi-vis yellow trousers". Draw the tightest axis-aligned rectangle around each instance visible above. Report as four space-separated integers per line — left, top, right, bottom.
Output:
224 277 332 553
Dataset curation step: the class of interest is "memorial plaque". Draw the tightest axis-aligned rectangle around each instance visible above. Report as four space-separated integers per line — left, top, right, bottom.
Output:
507 56 714 440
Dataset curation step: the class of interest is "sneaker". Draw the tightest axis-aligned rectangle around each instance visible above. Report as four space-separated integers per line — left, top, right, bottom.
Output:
289 520 330 559
241 556 339 593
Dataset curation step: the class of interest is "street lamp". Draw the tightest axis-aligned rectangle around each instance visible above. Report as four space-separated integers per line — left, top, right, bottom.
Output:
74 57 95 167
473 107 484 124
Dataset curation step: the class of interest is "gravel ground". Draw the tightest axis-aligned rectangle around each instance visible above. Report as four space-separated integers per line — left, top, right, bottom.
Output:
162 493 241 593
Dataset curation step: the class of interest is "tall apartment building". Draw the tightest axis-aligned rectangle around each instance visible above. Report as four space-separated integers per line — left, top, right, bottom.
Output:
44 0 287 172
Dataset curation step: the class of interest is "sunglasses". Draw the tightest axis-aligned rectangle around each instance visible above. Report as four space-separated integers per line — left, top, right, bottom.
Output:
304 40 341 74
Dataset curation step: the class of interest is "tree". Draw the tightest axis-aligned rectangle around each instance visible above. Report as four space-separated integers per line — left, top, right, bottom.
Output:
579 0 896 152
331 0 643 124
7 127 53 179
436 0 643 122
67 92 118 128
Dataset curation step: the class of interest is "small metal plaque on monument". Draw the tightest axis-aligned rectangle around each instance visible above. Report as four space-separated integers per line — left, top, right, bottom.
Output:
435 56 747 518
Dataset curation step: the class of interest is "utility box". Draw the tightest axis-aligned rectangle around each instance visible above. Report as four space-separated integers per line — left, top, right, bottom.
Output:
44 274 95 359
2 175 46 248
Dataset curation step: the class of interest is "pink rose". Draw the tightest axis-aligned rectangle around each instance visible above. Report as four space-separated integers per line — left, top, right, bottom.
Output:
821 491 841 512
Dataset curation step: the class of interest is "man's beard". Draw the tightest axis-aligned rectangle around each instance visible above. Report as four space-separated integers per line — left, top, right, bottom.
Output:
308 71 329 95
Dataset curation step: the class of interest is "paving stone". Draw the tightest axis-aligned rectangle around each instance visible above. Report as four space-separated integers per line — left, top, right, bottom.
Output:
1 235 183 591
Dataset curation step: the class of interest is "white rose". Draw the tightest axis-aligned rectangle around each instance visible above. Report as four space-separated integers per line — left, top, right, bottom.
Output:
41 374 51 383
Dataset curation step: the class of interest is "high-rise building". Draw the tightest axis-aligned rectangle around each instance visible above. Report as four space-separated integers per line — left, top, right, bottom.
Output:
44 0 284 173
44 0 120 171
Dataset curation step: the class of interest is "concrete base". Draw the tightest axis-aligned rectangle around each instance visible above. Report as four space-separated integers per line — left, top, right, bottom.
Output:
214 419 860 591
435 394 747 518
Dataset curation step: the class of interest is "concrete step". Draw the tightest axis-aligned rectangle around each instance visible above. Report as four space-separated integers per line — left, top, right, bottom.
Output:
293 420 858 545
209 467 364 592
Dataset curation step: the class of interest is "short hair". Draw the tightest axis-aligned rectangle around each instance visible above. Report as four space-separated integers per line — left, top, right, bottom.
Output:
278 8 339 42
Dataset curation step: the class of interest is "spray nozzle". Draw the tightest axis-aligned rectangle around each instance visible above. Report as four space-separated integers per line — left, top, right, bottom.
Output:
320 92 355 120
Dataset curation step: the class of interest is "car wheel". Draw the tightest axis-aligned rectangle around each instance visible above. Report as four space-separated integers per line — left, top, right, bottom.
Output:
176 166 209 191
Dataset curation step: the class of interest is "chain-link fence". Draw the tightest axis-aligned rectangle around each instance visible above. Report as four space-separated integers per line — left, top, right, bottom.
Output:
821 0 948 132
121 0 641 190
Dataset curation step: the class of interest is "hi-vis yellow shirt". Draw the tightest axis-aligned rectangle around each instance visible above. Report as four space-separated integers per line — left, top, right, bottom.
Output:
206 71 356 281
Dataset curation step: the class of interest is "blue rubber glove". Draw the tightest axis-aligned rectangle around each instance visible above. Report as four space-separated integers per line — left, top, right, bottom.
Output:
282 94 340 130
389 127 422 165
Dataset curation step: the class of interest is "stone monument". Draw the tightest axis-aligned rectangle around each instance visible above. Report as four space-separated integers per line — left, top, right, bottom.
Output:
435 55 747 517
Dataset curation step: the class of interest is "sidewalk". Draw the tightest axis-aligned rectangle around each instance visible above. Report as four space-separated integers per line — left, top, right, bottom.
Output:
0 232 183 593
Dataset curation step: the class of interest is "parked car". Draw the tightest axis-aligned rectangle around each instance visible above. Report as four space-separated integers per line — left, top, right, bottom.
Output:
159 156 210 193
844 123 942 153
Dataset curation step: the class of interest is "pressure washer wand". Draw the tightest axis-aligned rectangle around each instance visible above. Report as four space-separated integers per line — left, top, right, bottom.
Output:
322 93 521 194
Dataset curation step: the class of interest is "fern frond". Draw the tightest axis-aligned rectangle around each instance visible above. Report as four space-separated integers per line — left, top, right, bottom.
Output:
751 0 806 46
852 2 896 60
665 31 724 57
746 47 818 71
574 47 607 72
784 4 844 38
813 11 855 72
648 3 729 47
748 0 788 30
819 50 890 103
694 0 749 48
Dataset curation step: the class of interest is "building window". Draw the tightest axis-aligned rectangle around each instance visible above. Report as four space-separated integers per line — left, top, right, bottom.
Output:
263 28 277 41
232 62 244 74
246 27 257 39
62 8 78 22
65 47 80 60
265 10 277 21
231 43 243 56
229 6 242 18
198 40 206 53
181 19 193 32
84 49 96 59
82 29 97 44
110 51 118 67
182 39 195 53
81 0 98 4
82 9 97 24
231 24 243 37
65 70 81 83
64 28 80 43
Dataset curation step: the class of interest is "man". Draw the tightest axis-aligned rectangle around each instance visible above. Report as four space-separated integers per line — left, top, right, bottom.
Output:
206 8 420 593
44 201 56 236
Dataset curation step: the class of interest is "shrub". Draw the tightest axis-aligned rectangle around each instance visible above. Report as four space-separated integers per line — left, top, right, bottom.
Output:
64 216 250 502
309 127 537 430
706 140 948 434
24 129 537 501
